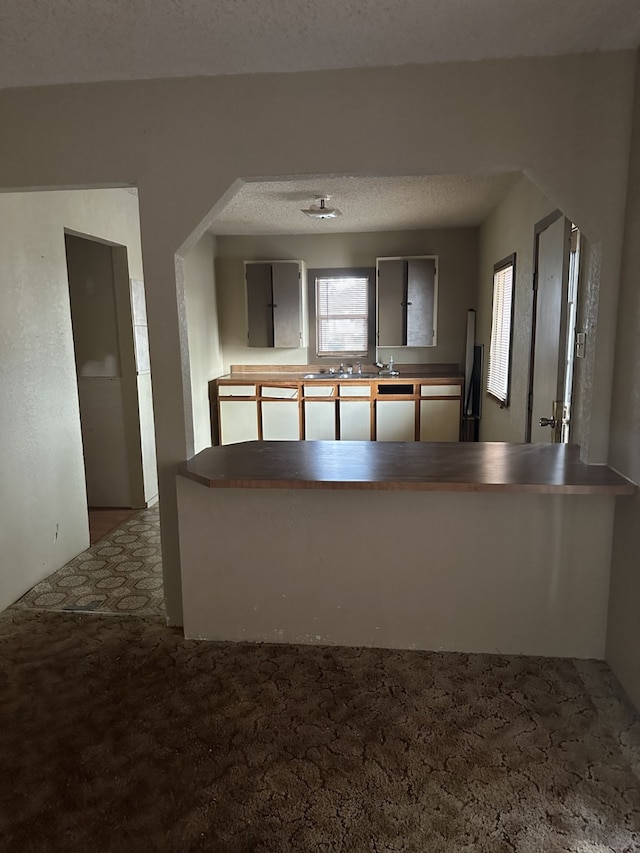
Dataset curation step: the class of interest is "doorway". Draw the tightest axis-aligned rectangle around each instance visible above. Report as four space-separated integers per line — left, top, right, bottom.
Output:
527 212 580 443
65 233 154 517
66 234 132 507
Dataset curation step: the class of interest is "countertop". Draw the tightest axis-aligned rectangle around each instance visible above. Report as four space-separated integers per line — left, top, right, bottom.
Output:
215 364 463 383
179 441 635 495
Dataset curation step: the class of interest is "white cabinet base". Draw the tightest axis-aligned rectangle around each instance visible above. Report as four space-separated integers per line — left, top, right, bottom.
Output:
262 401 300 440
376 400 416 441
339 401 371 440
216 377 461 445
305 401 336 440
420 399 461 442
219 400 259 445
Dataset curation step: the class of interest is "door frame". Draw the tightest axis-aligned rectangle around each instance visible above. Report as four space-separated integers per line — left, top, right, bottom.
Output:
525 209 571 442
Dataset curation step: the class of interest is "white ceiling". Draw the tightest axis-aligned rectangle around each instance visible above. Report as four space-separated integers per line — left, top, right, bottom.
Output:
210 173 522 236
1 0 640 90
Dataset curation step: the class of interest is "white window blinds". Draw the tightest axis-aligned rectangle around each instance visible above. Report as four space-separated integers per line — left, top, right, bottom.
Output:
316 276 369 356
487 257 515 406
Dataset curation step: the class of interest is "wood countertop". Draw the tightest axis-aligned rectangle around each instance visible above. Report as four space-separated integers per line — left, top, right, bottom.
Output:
216 364 463 382
179 441 635 495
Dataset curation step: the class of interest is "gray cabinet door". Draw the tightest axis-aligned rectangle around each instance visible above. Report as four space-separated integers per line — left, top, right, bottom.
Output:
246 263 274 347
377 256 437 347
246 261 302 348
272 262 301 348
377 259 405 346
407 257 435 346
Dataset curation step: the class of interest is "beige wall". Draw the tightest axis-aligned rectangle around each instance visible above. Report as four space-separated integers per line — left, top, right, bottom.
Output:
0 188 152 612
0 51 635 624
178 478 614 660
215 228 478 372
606 57 640 709
477 177 556 442
478 175 611 453
183 233 224 452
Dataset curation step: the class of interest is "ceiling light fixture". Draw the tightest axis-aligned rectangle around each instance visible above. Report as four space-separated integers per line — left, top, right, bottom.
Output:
300 196 342 219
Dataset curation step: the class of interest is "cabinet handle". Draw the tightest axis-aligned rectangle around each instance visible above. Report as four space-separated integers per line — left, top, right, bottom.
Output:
401 301 413 307
267 303 278 308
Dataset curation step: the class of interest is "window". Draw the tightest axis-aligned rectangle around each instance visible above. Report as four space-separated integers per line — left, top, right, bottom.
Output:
315 275 369 356
487 254 516 407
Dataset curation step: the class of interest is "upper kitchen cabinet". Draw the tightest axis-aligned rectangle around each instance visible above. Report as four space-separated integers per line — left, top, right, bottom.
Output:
245 260 307 348
377 256 438 347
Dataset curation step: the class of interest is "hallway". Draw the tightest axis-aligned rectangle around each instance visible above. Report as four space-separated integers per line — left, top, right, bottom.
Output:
13 505 164 616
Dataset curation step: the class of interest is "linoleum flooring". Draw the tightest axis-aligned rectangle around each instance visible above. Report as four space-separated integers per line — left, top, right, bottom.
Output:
13 504 164 616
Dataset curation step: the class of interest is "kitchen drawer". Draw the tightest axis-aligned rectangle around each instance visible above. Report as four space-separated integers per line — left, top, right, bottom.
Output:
420 384 460 397
261 386 299 399
303 384 335 397
218 384 256 397
339 384 370 397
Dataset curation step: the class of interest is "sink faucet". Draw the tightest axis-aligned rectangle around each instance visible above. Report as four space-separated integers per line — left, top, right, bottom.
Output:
376 358 399 375
356 361 362 375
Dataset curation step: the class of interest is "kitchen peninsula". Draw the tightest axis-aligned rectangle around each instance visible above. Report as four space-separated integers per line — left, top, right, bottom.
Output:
178 436 634 660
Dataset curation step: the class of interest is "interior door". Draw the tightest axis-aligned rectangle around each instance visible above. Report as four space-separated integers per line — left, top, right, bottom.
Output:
528 213 572 443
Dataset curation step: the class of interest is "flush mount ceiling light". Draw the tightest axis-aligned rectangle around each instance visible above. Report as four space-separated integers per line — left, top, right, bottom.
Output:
300 196 342 219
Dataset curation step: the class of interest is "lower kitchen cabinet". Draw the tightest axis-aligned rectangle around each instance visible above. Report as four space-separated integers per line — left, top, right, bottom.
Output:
304 400 337 440
376 400 416 441
214 374 462 445
262 400 300 440
219 400 259 445
339 400 371 440
419 399 461 442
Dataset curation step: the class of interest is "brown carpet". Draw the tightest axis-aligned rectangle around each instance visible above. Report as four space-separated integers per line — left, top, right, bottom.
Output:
1 609 640 853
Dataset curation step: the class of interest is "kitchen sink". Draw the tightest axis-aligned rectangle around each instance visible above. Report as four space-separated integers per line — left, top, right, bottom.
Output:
303 372 379 380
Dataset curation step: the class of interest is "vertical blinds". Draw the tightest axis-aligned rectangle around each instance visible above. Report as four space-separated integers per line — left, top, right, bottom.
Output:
316 276 369 355
487 260 514 405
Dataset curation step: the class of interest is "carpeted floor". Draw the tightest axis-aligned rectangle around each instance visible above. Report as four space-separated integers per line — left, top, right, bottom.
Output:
1 608 640 852
12 505 164 616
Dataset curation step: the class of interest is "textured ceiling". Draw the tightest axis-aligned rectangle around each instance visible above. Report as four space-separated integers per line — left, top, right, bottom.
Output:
1 0 640 89
210 173 521 235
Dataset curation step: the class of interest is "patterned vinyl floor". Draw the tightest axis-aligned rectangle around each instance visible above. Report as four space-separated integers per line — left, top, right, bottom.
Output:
13 504 164 616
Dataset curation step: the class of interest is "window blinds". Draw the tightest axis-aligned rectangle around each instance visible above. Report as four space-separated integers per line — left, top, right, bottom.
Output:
487 260 514 405
316 276 369 355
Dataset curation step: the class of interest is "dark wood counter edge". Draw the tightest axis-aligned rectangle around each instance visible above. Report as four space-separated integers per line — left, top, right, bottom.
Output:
179 473 633 495
179 442 637 496
215 375 464 383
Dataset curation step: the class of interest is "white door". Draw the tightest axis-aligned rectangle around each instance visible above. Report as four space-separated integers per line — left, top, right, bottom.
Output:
339 401 371 440
528 214 572 443
376 400 416 441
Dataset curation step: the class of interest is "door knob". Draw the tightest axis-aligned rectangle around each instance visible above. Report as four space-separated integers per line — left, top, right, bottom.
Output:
539 416 557 428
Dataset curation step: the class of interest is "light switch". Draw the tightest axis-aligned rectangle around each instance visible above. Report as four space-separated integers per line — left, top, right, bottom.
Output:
576 332 586 358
